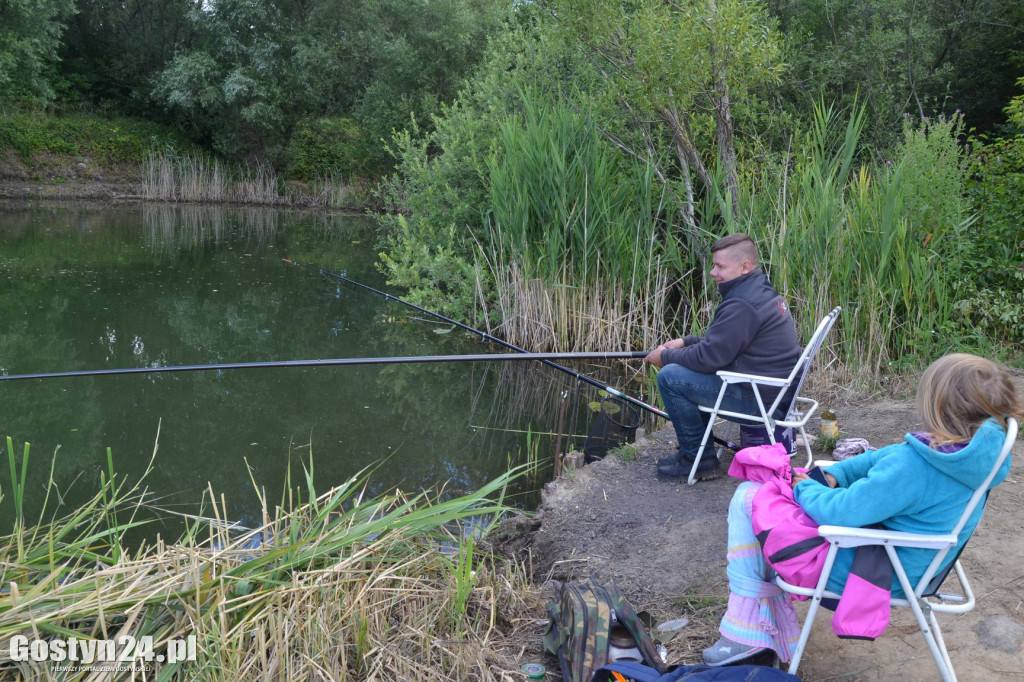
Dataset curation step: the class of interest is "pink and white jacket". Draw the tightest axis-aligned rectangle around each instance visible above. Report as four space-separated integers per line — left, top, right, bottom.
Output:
729 443 893 640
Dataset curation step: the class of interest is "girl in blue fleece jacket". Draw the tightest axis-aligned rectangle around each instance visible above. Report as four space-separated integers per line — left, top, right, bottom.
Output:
704 353 1022 667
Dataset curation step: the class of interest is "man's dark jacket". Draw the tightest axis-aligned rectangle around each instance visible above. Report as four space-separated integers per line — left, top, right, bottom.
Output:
660 269 801 405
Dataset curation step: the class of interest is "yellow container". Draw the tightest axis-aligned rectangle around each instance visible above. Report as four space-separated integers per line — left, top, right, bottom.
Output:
820 411 838 439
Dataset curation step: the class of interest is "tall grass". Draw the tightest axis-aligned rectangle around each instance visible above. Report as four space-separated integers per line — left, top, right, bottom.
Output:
758 103 969 381
481 92 688 352
0 436 537 681
141 152 232 202
141 153 281 205
141 153 371 208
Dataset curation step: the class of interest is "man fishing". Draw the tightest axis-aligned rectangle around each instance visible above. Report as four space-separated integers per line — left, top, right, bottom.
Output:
644 233 801 481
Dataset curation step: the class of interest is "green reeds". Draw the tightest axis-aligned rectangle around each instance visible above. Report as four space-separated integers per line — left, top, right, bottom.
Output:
5 438 29 531
481 90 685 352
739 102 968 383
0 437 536 680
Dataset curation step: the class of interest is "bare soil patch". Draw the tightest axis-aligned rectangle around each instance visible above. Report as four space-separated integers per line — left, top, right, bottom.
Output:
0 151 141 200
496 375 1024 681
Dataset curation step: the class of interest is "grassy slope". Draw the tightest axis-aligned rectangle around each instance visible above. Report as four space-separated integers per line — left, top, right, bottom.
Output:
0 111 193 185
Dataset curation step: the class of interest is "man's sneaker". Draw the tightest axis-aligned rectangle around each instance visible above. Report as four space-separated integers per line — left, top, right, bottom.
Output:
701 636 765 666
656 456 720 481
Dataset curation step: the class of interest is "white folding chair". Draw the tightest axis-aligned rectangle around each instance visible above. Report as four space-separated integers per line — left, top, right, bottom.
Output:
777 417 1017 682
685 306 842 485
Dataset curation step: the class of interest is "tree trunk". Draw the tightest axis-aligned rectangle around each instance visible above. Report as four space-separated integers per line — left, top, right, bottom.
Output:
707 0 741 219
658 105 708 255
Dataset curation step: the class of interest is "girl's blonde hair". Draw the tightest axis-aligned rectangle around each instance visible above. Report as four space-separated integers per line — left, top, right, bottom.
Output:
917 353 1023 444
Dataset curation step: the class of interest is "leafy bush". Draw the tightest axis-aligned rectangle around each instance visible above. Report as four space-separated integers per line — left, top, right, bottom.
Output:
764 102 975 375
285 117 376 181
377 216 487 323
0 110 188 167
960 79 1024 347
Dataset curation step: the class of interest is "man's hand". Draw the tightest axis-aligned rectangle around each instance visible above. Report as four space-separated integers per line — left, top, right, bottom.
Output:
644 338 685 368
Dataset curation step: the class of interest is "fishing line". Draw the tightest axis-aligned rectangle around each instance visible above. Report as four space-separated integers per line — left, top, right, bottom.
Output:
282 258 669 420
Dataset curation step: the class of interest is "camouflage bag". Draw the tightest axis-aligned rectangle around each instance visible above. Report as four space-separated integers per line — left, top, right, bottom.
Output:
542 577 666 682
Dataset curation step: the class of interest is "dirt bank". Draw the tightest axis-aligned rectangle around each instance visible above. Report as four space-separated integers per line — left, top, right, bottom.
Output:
0 149 143 200
499 375 1024 681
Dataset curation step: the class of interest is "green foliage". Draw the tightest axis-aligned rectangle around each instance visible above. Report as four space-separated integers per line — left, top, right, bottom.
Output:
896 112 969 243
545 0 786 230
768 0 942 147
378 12 575 323
761 102 972 375
0 110 190 169
146 0 506 171
378 216 487 322
0 0 75 105
485 92 648 284
767 0 1024 145
958 78 1024 346
55 0 196 112
609 443 639 463
347 0 508 170
286 117 375 181
553 0 786 113
0 436 528 679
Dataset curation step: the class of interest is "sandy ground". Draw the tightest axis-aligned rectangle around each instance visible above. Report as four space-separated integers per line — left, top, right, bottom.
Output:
501 375 1024 681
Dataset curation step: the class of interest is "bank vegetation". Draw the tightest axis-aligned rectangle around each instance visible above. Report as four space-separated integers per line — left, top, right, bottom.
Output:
0 435 536 680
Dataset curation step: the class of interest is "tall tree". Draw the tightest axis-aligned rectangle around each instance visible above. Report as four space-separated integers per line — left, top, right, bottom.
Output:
0 0 76 104
57 0 197 111
148 0 505 168
767 0 1024 145
543 0 784 236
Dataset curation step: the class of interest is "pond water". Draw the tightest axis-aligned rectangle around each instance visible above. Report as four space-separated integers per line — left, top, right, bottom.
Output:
0 201 650 536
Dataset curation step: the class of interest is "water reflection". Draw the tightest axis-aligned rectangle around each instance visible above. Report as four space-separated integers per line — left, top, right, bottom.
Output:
0 202 655 537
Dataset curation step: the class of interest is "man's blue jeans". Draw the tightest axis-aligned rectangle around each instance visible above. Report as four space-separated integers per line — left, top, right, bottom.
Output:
656 363 764 458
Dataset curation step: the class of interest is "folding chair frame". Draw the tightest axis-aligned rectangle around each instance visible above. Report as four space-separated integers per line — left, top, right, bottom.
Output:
776 417 1017 682
685 306 842 485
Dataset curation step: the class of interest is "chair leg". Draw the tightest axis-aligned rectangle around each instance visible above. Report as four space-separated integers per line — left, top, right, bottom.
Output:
787 591 822 676
916 603 957 682
688 415 719 485
788 545 842 676
690 388 728 485
895 561 958 682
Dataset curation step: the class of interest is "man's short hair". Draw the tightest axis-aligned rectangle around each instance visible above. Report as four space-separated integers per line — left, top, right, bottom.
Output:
711 233 759 266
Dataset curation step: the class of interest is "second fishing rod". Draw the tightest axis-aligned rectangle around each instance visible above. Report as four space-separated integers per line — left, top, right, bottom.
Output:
282 258 670 420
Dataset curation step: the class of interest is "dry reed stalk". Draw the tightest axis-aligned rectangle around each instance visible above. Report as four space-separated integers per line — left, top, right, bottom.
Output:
488 259 672 355
141 153 292 205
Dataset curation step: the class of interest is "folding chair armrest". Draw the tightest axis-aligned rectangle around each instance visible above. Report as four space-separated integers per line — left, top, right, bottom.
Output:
778 403 818 428
775 576 829 599
818 525 957 551
715 370 789 388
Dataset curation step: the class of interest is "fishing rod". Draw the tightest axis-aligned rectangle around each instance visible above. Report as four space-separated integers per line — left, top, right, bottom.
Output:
282 258 670 419
0 352 649 383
